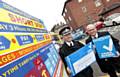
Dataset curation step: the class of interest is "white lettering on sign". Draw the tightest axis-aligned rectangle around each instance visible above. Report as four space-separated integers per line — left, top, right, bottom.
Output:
103 38 113 51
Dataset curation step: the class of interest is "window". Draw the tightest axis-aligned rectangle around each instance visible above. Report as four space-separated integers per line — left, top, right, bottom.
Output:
81 6 87 12
94 0 102 7
68 16 72 21
78 0 82 3
106 0 110 2
66 19 69 23
65 8 67 13
63 13 65 17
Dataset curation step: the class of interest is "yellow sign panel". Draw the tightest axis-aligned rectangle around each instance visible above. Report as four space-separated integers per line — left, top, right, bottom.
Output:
0 39 52 67
0 8 44 29
0 33 52 67
0 33 52 55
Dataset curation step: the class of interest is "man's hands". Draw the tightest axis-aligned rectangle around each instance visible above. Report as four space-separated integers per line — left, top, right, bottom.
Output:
66 67 71 75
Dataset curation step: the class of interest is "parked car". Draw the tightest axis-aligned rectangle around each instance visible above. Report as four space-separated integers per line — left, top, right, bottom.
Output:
94 21 104 30
104 13 120 26
72 32 86 41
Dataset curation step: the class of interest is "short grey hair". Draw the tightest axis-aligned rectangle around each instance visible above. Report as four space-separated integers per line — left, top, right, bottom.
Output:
86 24 96 30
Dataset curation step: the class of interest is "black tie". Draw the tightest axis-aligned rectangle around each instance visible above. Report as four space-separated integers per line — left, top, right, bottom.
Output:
70 42 72 47
94 36 97 39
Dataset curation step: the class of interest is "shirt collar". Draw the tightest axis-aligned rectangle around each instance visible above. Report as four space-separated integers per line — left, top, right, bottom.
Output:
66 41 74 46
91 33 98 39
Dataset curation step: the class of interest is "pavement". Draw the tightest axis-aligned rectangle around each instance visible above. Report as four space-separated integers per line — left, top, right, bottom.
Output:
91 62 120 77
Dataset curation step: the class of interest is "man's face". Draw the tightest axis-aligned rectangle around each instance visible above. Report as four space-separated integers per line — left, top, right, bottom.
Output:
62 33 73 42
86 25 97 36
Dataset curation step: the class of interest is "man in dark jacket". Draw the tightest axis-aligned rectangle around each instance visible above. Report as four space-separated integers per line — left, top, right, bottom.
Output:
85 24 120 77
59 26 93 77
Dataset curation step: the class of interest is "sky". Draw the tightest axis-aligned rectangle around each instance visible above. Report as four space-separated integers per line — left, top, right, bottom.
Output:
3 0 66 31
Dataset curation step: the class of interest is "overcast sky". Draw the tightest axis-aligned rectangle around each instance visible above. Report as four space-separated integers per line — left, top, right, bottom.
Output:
3 0 66 31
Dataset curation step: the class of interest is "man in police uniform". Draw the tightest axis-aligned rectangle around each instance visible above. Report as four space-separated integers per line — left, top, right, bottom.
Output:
59 26 93 77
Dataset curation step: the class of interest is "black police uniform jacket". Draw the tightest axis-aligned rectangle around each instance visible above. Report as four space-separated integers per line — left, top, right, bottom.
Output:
59 40 93 77
86 31 120 73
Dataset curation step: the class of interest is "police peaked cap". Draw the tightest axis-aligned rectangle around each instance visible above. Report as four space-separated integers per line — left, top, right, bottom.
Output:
59 26 71 36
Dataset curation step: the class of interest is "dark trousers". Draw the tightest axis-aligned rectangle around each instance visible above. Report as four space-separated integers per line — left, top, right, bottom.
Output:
108 72 117 77
74 72 93 77
96 57 118 77
107 68 118 77
104 63 118 77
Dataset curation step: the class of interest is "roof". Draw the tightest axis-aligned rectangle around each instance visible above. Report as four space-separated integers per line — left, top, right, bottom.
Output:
62 0 72 15
99 2 120 16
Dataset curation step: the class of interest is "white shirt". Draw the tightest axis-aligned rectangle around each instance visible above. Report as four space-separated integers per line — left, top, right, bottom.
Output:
91 33 98 39
66 41 74 46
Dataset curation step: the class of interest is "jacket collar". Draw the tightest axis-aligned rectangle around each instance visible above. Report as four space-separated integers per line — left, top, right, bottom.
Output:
63 40 74 47
89 32 101 39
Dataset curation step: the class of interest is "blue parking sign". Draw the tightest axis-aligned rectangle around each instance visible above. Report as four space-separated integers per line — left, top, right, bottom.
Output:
93 35 117 59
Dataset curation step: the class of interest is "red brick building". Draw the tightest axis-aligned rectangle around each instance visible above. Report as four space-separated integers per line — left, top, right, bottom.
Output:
62 0 120 30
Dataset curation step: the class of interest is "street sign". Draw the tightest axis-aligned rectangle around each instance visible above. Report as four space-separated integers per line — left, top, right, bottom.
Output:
0 36 10 50
0 1 67 77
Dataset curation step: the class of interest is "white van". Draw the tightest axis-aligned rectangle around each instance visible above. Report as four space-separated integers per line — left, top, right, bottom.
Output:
104 13 120 26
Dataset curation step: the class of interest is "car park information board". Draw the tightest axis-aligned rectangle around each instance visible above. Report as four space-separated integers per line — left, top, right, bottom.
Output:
0 1 68 77
65 43 96 76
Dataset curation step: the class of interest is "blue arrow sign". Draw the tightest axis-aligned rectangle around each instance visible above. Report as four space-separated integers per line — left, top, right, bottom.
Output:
93 35 117 59
0 36 10 50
